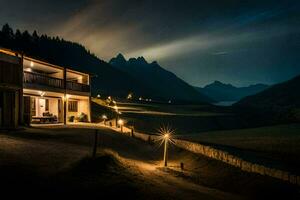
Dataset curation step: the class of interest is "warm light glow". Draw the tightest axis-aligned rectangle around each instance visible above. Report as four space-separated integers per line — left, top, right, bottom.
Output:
118 119 124 126
154 125 176 147
139 97 142 101
102 114 107 119
114 105 118 111
25 68 32 72
112 100 116 104
38 91 45 97
155 125 175 167
97 94 101 98
127 93 133 99
30 61 34 67
66 94 70 99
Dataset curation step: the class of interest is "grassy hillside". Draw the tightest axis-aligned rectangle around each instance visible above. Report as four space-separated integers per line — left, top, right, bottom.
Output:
234 75 300 125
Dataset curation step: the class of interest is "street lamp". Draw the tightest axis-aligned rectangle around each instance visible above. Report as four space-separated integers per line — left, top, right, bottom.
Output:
155 125 175 167
163 133 169 167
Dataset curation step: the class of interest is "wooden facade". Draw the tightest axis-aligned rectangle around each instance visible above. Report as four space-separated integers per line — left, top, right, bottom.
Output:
0 48 92 128
0 51 23 128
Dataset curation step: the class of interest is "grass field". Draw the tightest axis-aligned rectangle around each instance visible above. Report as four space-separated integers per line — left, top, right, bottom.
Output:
92 98 244 135
92 99 300 175
180 124 300 174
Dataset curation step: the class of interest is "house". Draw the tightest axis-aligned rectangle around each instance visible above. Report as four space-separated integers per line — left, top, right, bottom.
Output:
0 48 92 128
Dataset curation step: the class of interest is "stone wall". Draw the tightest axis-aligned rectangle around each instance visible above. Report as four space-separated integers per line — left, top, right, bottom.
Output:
128 128 300 186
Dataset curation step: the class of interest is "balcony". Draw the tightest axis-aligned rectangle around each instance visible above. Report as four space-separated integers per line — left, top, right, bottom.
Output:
23 71 90 93
67 81 90 93
23 71 64 89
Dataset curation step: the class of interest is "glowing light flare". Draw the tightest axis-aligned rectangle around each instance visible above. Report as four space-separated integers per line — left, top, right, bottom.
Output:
154 125 176 148
30 61 34 67
154 125 176 167
117 119 124 126
25 68 32 72
38 91 45 97
114 105 118 111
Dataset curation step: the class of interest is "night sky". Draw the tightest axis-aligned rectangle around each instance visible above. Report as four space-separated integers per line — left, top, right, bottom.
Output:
1 0 300 86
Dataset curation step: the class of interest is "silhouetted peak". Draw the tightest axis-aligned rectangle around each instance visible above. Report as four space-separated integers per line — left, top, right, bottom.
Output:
213 80 223 85
116 53 126 61
136 56 148 64
109 53 127 66
151 61 159 65
204 81 235 90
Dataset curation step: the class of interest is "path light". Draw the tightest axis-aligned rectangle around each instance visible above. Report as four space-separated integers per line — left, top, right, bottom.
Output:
102 114 107 125
114 105 118 111
114 105 120 128
156 126 176 167
118 119 124 132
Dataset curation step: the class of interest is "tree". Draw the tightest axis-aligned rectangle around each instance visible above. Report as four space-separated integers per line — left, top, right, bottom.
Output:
0 24 14 47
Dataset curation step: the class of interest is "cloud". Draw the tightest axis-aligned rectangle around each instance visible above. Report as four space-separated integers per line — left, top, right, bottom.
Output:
212 51 228 55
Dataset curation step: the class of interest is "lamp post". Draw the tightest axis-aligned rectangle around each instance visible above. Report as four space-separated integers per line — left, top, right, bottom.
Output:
163 133 169 167
102 114 107 126
114 105 118 127
118 119 124 132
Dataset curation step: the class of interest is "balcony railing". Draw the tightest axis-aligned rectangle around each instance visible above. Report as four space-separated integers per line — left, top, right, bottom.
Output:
23 71 64 89
23 71 90 93
67 81 90 93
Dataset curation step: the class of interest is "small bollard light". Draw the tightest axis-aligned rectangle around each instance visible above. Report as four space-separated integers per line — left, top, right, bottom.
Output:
118 119 124 132
102 114 107 126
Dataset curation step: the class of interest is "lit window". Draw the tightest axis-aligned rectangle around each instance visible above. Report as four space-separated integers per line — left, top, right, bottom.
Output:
68 101 78 112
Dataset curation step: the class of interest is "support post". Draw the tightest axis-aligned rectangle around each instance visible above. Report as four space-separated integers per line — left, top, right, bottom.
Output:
163 138 168 167
63 67 67 125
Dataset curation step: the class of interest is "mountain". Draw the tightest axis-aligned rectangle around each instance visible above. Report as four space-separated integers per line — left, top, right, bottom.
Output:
109 54 212 103
234 75 300 125
195 81 269 102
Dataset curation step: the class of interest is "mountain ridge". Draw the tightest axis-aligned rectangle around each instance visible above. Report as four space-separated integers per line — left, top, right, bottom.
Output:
195 81 269 102
109 54 213 103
